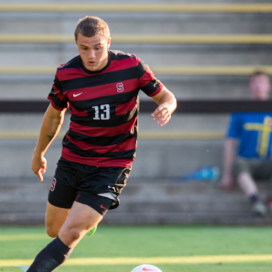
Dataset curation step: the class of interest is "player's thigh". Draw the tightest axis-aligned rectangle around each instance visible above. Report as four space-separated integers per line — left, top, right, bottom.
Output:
45 201 71 238
58 201 103 247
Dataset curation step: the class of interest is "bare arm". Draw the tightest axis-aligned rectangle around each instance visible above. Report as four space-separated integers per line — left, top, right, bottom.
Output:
151 86 177 126
32 104 66 181
220 138 237 189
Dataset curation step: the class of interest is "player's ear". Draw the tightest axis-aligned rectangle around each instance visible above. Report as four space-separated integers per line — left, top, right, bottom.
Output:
107 37 111 49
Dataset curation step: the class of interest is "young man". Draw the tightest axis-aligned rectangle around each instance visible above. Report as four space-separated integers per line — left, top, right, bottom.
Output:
28 16 177 271
220 71 272 216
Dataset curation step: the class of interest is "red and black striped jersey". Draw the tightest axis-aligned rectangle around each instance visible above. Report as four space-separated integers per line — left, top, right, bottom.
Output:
48 50 163 167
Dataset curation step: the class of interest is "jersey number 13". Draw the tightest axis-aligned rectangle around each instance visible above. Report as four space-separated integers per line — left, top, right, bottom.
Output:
92 104 110 120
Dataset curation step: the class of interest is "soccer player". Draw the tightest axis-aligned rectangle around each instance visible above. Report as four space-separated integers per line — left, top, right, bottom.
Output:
220 71 272 216
28 16 177 271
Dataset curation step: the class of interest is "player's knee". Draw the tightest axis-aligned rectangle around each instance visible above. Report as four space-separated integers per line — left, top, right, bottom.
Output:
46 224 59 238
46 228 58 238
65 227 81 242
57 226 82 246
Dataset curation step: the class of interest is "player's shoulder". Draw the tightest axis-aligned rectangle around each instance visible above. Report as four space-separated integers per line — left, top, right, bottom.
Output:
57 55 81 71
55 56 81 80
109 50 141 64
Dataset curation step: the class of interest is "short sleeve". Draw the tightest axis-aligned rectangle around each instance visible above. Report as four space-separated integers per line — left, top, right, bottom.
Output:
137 59 163 97
47 75 69 110
226 113 241 139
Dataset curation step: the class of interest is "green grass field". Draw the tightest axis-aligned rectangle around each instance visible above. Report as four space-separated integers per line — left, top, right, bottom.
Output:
1 225 272 272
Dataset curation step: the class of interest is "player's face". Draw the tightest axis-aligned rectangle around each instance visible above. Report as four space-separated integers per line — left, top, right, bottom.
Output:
249 75 271 100
76 33 111 72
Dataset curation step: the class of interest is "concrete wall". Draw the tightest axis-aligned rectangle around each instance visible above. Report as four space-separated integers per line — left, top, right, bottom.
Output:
0 0 272 225
1 1 271 179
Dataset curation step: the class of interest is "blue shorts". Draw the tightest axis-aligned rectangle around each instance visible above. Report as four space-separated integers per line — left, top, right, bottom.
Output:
48 158 131 215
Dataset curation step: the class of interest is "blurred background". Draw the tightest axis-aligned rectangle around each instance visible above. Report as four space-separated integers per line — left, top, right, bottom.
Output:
0 0 272 226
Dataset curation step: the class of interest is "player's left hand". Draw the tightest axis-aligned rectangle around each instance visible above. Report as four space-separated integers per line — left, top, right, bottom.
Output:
151 104 172 126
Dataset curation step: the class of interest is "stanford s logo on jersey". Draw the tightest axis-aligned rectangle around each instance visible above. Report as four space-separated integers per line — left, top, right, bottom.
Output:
116 82 124 93
50 178 56 191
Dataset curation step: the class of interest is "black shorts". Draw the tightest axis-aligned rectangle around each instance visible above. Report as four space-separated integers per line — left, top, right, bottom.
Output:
48 158 131 215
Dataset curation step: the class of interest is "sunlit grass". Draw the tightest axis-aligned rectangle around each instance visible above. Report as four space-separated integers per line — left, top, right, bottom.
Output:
1 225 272 272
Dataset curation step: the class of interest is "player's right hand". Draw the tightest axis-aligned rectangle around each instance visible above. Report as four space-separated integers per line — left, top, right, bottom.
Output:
32 153 47 182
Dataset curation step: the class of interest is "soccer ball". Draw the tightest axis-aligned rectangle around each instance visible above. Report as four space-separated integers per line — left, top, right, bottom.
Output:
130 264 163 272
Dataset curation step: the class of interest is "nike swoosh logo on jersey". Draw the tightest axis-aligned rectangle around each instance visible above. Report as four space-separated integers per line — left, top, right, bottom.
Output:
73 93 82 97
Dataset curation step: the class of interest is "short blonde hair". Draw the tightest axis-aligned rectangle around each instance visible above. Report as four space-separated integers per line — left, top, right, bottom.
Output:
250 70 269 80
74 16 110 41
